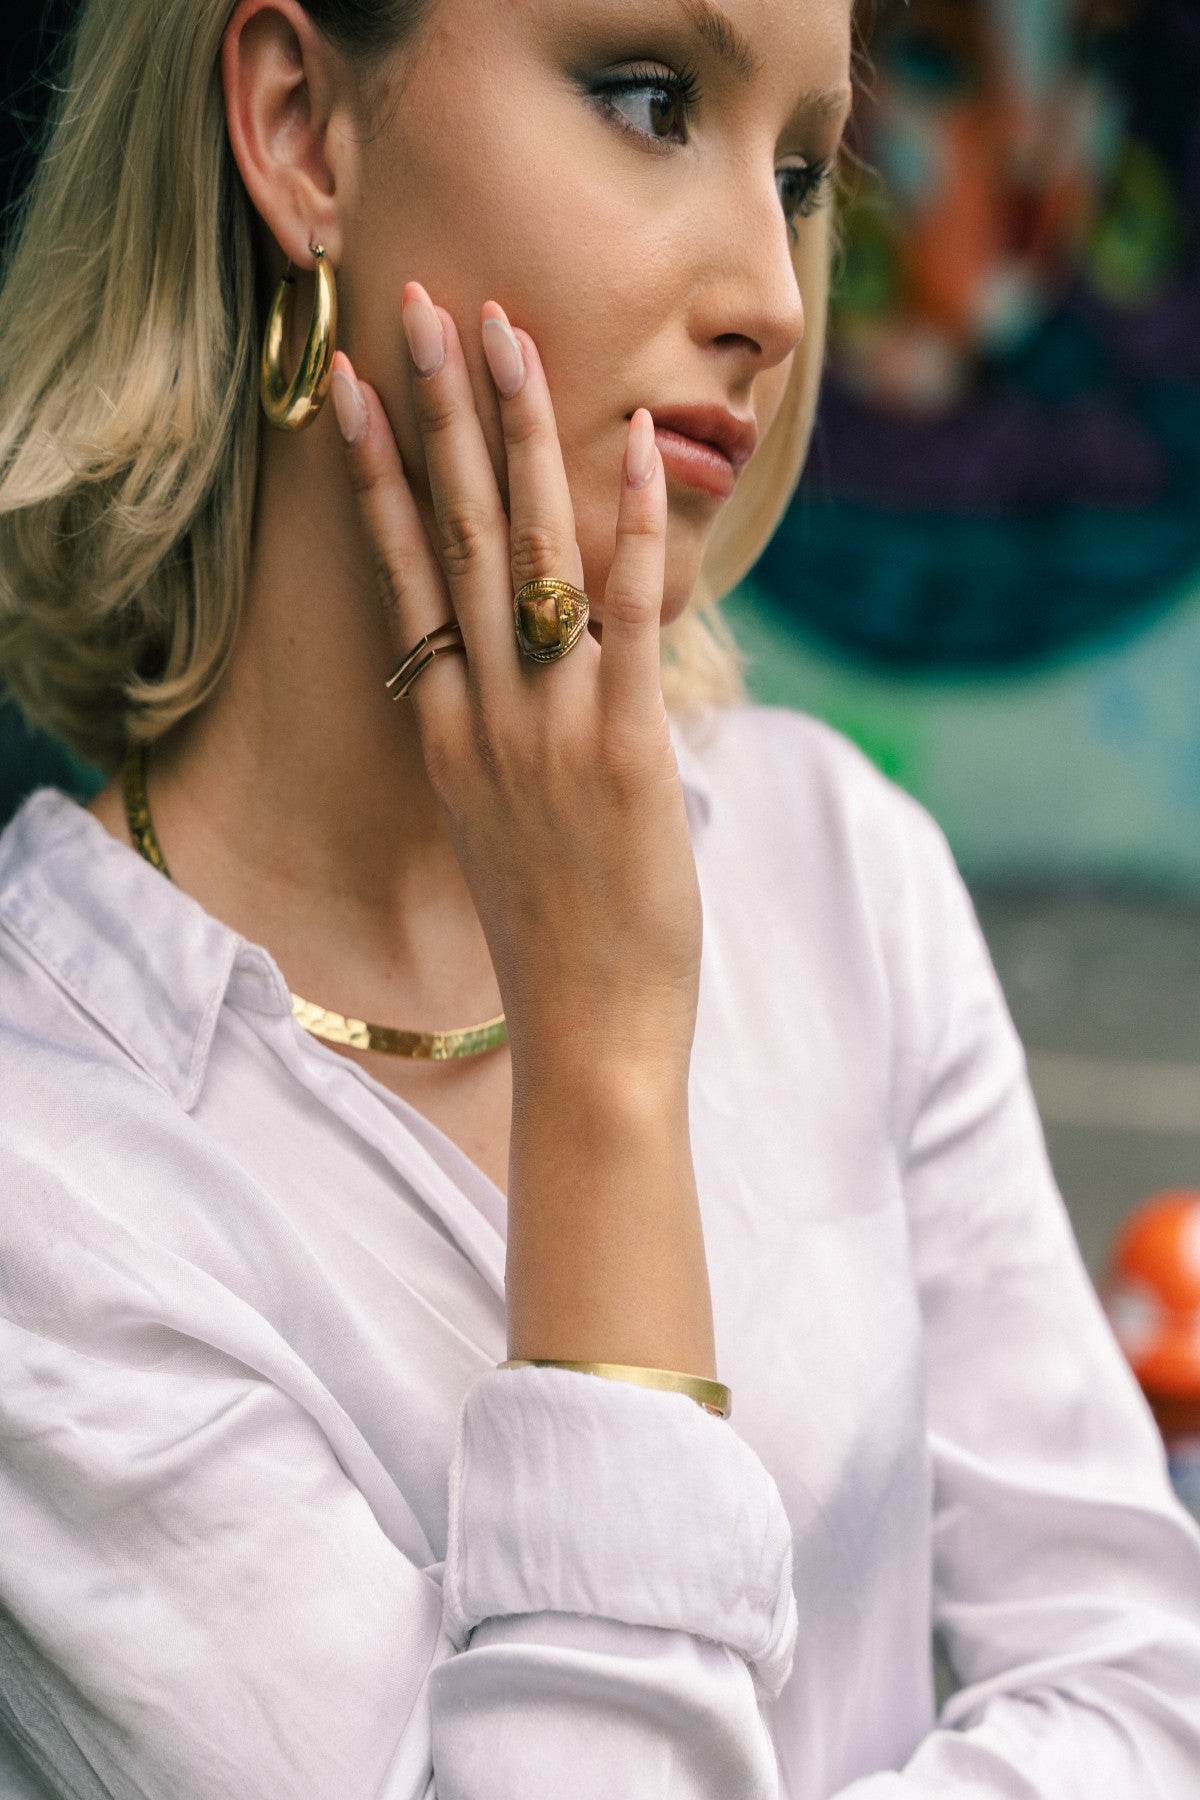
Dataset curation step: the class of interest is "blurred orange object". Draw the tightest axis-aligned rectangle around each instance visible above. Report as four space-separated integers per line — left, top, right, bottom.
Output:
1104 1191 1200 1444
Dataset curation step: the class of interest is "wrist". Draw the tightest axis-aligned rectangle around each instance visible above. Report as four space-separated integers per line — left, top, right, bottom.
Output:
504 1065 714 1377
509 1033 692 1121
501 978 697 1094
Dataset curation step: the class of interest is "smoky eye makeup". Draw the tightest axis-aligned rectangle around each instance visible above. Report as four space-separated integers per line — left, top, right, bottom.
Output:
584 59 704 147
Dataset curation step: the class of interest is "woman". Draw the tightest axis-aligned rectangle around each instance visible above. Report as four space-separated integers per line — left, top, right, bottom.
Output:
0 0 1198 1794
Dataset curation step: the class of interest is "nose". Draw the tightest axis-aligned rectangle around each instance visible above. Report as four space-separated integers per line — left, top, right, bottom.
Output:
688 159 808 377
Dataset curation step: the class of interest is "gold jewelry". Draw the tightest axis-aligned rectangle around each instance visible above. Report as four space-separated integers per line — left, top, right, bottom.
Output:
121 743 508 1061
513 578 590 664
499 1359 732 1420
386 620 465 700
260 244 337 431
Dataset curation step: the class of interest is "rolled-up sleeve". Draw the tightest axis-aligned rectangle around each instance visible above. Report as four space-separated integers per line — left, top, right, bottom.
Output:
431 1365 796 1797
832 806 1200 1796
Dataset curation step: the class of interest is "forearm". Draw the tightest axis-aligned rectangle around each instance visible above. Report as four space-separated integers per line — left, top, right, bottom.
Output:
504 1059 716 1378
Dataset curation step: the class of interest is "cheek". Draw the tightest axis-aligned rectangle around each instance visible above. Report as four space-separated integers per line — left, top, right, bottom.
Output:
347 54 725 629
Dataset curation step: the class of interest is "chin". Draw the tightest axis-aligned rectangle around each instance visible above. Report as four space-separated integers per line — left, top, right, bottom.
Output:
659 575 700 630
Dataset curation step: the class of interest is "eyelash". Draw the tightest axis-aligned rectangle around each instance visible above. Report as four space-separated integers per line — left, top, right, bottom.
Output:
588 62 837 240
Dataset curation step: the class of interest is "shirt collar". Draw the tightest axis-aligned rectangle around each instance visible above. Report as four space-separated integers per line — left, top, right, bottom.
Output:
0 789 257 1109
0 724 713 1109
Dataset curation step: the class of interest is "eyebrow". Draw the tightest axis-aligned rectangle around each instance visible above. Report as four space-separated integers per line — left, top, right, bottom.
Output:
669 0 853 118
671 0 763 81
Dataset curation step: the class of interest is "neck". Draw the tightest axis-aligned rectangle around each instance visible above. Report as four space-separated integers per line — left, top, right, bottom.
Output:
110 407 501 1029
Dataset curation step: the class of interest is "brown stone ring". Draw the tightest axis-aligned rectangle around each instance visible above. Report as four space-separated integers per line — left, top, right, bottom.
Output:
513 578 590 664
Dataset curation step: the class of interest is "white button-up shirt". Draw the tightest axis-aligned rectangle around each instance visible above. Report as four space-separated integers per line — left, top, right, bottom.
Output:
2 703 1199 1800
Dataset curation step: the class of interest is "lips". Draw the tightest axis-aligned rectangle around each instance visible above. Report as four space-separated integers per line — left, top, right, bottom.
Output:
632 404 758 473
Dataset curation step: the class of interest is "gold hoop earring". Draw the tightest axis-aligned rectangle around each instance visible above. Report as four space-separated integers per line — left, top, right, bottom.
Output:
260 244 337 431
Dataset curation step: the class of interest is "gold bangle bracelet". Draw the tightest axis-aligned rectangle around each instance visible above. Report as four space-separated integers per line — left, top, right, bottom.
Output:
498 1358 732 1420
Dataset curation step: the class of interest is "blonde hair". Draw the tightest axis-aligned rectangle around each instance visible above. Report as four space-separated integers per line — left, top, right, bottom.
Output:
0 0 838 773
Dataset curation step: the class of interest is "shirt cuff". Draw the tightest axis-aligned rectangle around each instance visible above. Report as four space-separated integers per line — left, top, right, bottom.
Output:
442 1363 798 1699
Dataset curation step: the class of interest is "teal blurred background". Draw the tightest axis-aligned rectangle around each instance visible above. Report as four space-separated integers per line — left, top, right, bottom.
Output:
727 565 1200 892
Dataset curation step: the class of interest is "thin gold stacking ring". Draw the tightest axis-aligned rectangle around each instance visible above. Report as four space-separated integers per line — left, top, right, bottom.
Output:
386 620 464 699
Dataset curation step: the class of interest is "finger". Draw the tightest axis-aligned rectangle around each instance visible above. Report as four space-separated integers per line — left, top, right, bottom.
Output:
479 304 584 605
330 350 467 718
402 282 512 667
597 409 668 724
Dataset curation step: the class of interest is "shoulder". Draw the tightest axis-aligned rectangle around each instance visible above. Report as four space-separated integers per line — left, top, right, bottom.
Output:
678 700 958 902
679 703 989 1085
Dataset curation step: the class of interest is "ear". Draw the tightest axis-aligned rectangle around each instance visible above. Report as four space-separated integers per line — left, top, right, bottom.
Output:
221 0 355 269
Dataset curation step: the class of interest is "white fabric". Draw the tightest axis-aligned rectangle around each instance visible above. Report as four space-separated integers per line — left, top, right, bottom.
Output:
0 702 1198 1800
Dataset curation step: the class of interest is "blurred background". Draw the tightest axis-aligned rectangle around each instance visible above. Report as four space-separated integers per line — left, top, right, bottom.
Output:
725 0 1200 1295
2 1 1199 1458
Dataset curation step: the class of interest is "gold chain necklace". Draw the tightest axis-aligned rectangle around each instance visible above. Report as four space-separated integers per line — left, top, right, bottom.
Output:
121 743 508 1061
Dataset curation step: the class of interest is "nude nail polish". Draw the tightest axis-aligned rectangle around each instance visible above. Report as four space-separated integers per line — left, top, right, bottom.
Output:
482 315 526 398
626 409 657 488
331 367 367 445
402 286 445 377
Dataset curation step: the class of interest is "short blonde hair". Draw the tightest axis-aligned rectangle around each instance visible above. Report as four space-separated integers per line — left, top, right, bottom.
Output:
0 0 837 773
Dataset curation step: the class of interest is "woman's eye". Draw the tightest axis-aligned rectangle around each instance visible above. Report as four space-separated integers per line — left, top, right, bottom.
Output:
778 158 836 237
590 65 700 145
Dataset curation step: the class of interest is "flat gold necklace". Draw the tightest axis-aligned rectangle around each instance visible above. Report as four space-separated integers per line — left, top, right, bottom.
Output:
121 743 508 1061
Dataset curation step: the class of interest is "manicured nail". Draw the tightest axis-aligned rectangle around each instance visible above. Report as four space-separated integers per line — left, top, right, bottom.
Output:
330 361 367 445
626 409 656 488
481 312 526 398
402 283 445 377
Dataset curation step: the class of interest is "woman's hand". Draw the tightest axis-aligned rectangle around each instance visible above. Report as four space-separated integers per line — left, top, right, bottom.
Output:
331 283 701 1087
332 283 715 1372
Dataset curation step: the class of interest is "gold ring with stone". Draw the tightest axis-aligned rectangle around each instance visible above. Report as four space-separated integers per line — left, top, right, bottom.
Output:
513 578 590 664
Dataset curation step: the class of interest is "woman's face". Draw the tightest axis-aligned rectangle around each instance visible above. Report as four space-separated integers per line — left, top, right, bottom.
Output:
336 0 853 626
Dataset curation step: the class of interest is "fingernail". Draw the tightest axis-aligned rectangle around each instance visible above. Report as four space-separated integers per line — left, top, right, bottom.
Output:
481 313 526 398
331 365 367 445
626 409 657 488
402 283 445 377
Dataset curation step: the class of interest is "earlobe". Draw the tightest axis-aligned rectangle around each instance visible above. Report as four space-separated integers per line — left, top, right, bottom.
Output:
220 0 347 268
